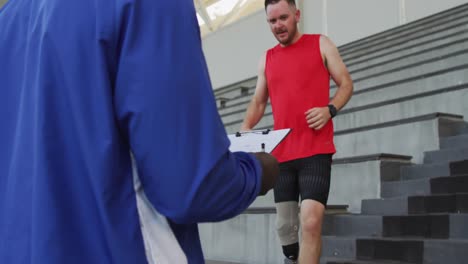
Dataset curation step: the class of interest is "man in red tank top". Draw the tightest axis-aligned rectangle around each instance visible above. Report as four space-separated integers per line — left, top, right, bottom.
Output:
241 0 353 263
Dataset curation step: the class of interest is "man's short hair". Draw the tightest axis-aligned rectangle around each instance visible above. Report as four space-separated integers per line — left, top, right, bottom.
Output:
264 0 296 10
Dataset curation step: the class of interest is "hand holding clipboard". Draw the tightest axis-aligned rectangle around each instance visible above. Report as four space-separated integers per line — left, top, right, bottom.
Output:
227 128 291 195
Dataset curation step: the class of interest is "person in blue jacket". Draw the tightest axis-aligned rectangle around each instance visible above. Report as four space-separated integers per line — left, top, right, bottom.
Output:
0 0 279 263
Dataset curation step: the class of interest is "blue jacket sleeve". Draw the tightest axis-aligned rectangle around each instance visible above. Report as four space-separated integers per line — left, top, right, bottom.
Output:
113 0 263 224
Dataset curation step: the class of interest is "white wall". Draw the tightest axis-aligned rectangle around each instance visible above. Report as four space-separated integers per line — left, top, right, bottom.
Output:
2 0 466 88
202 11 277 90
203 0 468 89
312 0 401 46
405 0 468 23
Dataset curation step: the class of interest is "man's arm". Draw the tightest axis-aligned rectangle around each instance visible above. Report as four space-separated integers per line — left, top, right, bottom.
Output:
114 0 277 224
322 35 354 111
306 35 353 130
240 52 269 131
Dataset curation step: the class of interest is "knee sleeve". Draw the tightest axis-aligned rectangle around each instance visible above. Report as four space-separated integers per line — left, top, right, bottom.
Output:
275 201 300 246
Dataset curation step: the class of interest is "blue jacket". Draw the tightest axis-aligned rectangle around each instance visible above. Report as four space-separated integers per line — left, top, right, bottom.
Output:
0 0 262 263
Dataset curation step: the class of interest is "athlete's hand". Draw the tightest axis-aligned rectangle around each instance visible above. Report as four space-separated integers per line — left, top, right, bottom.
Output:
305 107 331 130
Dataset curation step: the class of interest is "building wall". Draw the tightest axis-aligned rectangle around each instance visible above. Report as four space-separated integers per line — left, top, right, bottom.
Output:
201 11 277 92
203 0 468 89
2 0 467 88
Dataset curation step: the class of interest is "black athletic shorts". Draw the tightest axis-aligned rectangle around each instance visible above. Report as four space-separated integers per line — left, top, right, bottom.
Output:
273 154 333 206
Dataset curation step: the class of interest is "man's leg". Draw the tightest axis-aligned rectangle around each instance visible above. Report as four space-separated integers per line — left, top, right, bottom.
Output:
298 200 325 263
274 161 300 262
297 154 332 264
276 202 300 261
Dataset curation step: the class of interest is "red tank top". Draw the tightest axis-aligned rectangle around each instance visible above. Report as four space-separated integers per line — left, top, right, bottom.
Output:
266 34 336 162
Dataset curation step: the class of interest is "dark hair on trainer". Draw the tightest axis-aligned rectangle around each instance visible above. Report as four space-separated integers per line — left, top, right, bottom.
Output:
264 0 296 10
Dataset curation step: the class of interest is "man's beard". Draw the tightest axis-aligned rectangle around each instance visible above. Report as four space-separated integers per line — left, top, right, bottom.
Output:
276 28 297 46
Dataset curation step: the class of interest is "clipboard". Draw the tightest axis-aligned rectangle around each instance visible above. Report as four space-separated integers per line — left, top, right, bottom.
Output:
227 128 291 153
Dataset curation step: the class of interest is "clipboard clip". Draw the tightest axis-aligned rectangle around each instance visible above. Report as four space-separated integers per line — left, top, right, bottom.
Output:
235 129 271 137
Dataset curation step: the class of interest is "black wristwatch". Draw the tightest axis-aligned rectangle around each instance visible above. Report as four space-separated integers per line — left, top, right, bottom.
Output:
328 104 337 118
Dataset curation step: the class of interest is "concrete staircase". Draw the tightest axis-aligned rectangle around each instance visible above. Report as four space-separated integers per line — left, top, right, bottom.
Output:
322 155 468 263
202 3 468 264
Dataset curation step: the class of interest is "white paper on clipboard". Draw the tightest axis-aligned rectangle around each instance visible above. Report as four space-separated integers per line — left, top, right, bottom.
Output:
227 128 291 153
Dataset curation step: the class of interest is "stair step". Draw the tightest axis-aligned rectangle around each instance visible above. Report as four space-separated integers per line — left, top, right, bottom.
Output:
356 238 423 263
381 178 431 198
381 175 468 198
362 197 409 215
424 147 468 164
323 215 382 237
322 236 357 259
462 124 468 134
409 193 468 214
449 159 468 174
440 134 468 149
362 193 468 215
400 160 468 180
356 238 468 263
430 175 468 194
382 214 468 239
424 239 468 264
324 214 468 239
400 163 450 180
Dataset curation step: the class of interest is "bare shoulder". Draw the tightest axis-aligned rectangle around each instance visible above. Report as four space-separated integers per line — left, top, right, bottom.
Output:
319 35 338 54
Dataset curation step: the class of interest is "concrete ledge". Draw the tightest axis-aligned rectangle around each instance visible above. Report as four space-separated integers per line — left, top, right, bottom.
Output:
247 113 464 163
330 154 411 212
333 153 412 165
335 47 468 95
342 66 468 110
343 31 468 78
343 37 468 88
342 11 468 63
333 115 451 162
333 84 468 132
222 82 468 134
335 112 463 136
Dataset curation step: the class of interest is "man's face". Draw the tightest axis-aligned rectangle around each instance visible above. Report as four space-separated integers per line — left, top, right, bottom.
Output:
266 0 300 46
